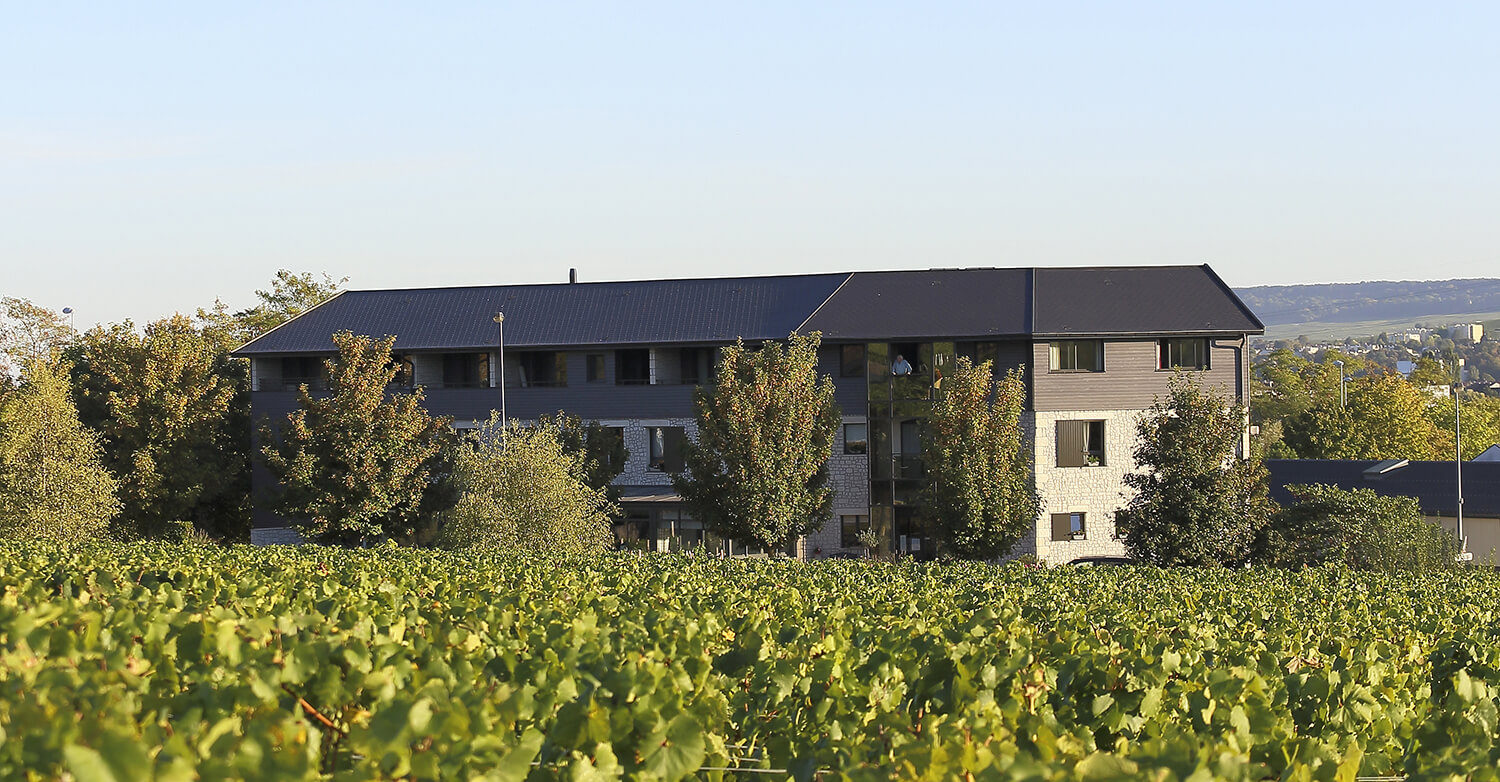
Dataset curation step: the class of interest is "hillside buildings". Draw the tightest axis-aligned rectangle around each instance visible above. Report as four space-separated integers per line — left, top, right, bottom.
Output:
235 265 1263 562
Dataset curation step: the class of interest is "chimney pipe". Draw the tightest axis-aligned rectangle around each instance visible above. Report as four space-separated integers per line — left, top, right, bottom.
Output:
569 268 577 284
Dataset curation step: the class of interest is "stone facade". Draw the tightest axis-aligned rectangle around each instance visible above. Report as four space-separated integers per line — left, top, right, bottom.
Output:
602 417 699 487
1027 409 1146 562
800 415 870 557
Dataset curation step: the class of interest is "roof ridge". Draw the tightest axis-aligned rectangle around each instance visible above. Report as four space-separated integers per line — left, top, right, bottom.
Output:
793 273 855 334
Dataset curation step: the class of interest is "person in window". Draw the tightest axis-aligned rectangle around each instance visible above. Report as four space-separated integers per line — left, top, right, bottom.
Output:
891 354 912 375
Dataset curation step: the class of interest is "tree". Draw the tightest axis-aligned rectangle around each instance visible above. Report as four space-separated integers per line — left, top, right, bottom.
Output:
1116 373 1273 566
69 314 251 541
0 359 119 541
197 270 348 346
261 332 453 545
1282 373 1447 460
1408 355 1453 387
1426 392 1500 461
921 358 1039 559
550 412 629 501
673 333 840 551
438 416 616 553
1258 484 1457 572
0 297 73 378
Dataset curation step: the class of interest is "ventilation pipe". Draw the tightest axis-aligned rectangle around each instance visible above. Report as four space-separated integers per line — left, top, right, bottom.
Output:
569 268 578 284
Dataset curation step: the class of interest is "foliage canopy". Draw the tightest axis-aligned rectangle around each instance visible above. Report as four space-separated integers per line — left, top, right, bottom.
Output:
1117 373 1273 566
921 359 1039 559
674 333 839 551
261 331 453 545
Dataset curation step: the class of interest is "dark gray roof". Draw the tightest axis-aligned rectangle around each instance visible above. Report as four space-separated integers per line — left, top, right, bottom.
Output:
235 265 1263 355
237 273 849 354
800 269 1031 340
1268 459 1500 518
1033 266 1263 336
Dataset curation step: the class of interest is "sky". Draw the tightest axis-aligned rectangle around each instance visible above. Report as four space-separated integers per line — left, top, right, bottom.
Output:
3 2 1497 327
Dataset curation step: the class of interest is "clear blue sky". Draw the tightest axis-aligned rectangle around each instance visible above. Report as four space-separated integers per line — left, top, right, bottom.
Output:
4 2 1497 327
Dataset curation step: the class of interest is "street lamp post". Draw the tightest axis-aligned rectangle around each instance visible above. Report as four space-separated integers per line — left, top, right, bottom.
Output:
1332 360 1346 409
1455 354 1465 547
493 312 506 426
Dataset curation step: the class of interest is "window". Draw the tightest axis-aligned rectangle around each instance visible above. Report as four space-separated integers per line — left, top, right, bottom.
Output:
390 354 415 388
598 427 626 473
840 344 866 377
679 347 716 385
647 426 685 472
840 515 871 548
516 351 566 387
443 353 489 388
586 354 606 383
843 423 868 454
616 349 651 385
1056 420 1105 467
280 356 325 390
1051 512 1086 541
1049 340 1103 372
1159 338 1209 370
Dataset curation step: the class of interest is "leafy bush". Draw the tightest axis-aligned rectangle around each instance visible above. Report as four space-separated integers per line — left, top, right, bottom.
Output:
1260 483 1460 572
6 544 1500 779
437 416 616 554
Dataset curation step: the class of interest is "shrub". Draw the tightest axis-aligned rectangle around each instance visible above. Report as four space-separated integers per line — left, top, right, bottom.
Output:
1260 483 1459 572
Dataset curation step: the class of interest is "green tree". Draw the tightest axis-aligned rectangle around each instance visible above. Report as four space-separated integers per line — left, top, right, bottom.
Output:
438 415 616 553
1427 392 1500 460
0 297 73 378
921 358 1039 559
1258 484 1457 572
673 333 840 552
197 270 348 346
1116 373 1273 566
1408 355 1453 387
70 315 251 541
550 412 629 501
0 359 119 541
261 332 453 545
1282 373 1447 460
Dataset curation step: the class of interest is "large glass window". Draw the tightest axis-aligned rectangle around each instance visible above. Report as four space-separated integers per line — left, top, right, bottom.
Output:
516 351 566 387
1049 340 1104 372
442 353 488 388
647 426 685 472
1159 338 1209 370
616 349 651 385
1056 420 1105 467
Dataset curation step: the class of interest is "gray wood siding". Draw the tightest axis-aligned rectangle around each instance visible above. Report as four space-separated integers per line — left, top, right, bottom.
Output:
1031 337 1245 412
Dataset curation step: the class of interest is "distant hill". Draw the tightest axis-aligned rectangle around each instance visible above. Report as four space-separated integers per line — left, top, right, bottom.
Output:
1235 279 1500 329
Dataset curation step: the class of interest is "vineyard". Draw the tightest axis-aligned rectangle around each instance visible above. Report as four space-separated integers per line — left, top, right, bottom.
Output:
3 545 1500 781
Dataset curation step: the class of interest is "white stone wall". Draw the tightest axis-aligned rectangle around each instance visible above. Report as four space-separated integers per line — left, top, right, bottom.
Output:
1028 409 1147 562
606 417 699 487
801 416 869 557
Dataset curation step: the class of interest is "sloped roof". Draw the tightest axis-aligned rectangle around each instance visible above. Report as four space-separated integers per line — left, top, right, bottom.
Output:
1033 266 1262 336
799 268 1031 340
234 264 1263 355
1268 459 1500 517
237 273 849 353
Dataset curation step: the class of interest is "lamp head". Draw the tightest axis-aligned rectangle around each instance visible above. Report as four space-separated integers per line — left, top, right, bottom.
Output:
492 313 505 324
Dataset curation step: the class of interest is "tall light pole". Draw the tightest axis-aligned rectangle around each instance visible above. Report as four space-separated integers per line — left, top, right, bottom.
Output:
1332 360 1346 409
493 312 506 426
1454 353 1465 547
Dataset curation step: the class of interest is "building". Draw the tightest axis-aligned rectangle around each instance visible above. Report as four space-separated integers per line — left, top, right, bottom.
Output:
235 265 1263 561
1268 459 1500 563
1450 323 1485 342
